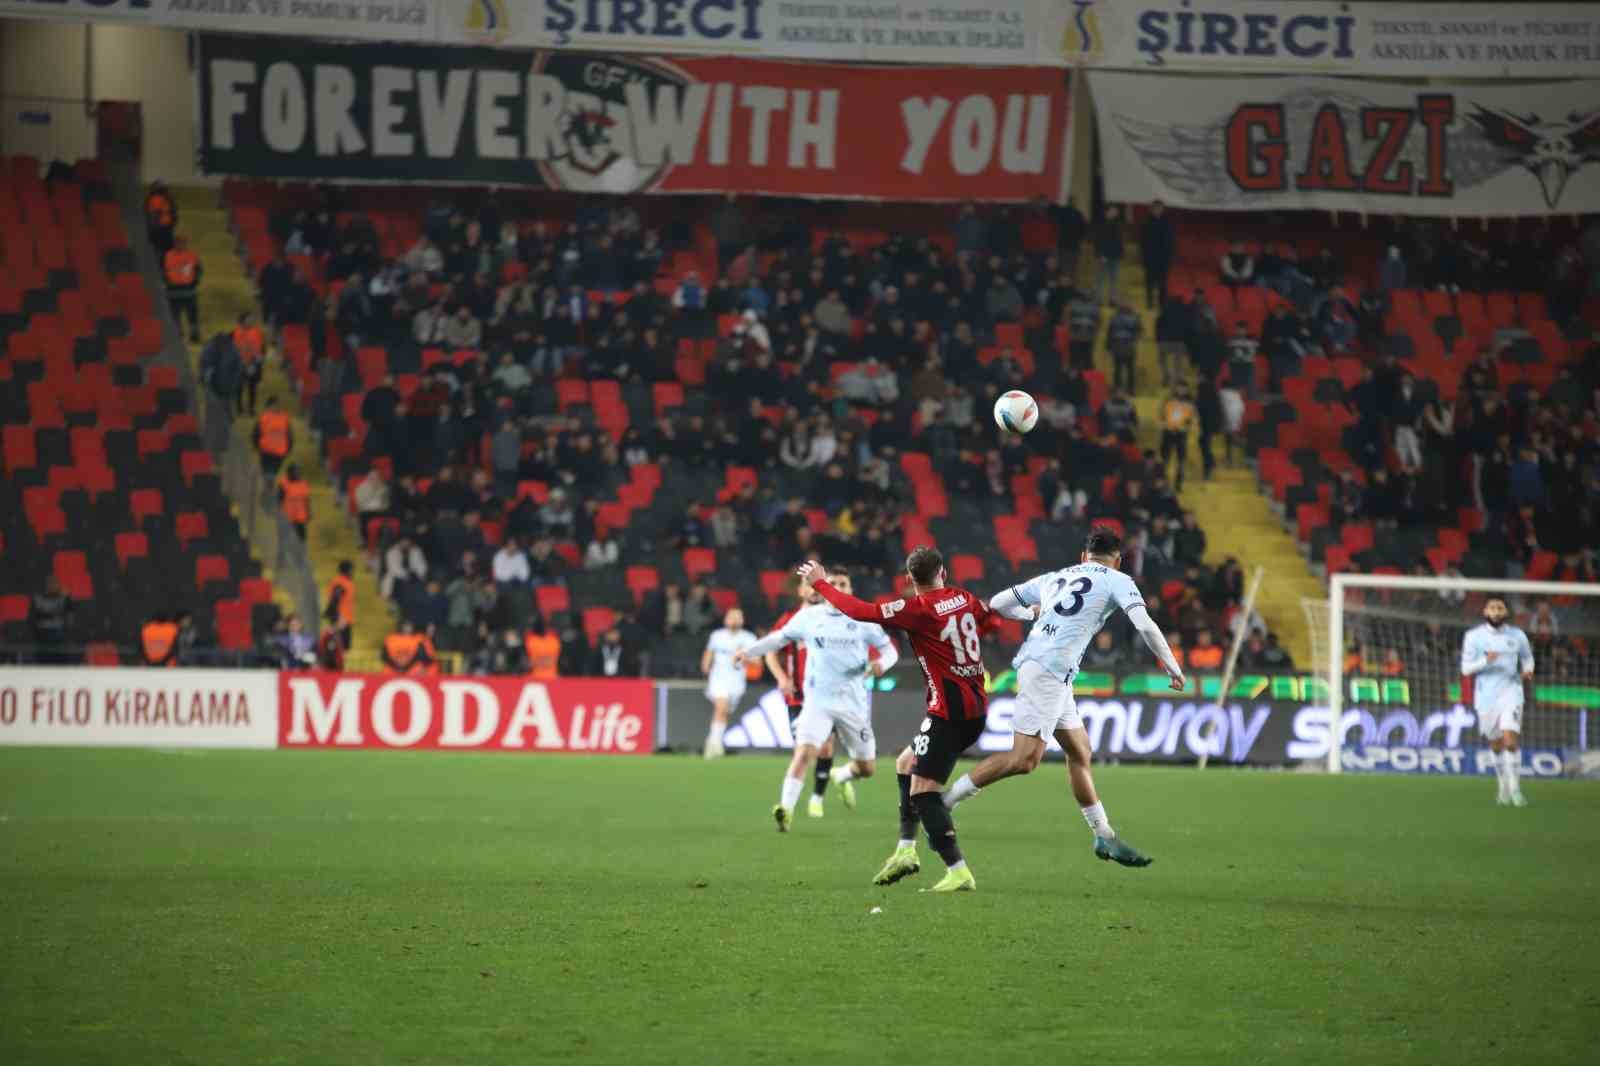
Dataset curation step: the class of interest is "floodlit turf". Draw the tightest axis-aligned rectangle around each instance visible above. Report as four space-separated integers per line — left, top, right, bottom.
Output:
2 750 1598 1065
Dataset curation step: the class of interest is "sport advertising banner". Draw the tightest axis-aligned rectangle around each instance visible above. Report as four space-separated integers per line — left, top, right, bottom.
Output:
437 0 1036 66
277 672 654 753
665 681 1581 777
0 0 438 42
0 667 279 748
1052 1 1600 77
1090 72 1600 218
196 34 1070 200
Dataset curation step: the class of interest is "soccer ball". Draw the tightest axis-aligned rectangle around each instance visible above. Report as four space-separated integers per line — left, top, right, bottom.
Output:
993 390 1038 434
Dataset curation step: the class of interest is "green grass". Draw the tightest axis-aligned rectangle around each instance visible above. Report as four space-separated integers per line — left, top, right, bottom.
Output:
2 750 1598 1065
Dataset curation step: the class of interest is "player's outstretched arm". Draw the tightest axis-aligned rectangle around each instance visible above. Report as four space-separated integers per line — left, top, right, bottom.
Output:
738 629 792 665
987 586 1039 621
798 562 890 625
1128 604 1185 690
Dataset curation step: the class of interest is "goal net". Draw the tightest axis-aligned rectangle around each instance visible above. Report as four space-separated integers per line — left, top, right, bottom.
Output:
1305 575 1600 778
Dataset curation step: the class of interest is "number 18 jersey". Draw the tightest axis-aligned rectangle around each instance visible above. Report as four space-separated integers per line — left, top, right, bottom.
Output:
1007 563 1146 681
812 579 994 722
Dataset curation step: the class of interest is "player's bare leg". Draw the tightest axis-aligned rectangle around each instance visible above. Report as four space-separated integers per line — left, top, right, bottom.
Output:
704 696 731 759
826 742 874 811
1057 725 1151 867
775 742 820 831
941 732 1046 809
809 734 835 817
1501 730 1527 806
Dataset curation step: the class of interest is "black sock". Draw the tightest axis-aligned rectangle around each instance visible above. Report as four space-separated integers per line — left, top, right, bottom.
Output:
813 756 833 798
912 791 963 868
897 773 919 843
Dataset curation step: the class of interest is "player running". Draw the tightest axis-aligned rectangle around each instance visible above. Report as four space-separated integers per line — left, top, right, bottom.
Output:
941 527 1185 869
1461 597 1535 807
797 547 998 893
736 568 898 832
764 575 841 817
701 608 756 759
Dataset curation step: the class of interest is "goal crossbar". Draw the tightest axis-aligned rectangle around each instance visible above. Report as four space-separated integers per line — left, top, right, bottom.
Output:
1324 573 1600 774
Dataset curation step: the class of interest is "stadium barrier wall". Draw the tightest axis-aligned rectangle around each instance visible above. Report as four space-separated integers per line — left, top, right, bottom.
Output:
0 668 1590 777
662 681 1589 777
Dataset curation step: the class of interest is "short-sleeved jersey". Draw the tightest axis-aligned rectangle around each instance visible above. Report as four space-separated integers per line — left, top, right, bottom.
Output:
771 604 895 716
1461 623 1534 712
812 579 992 721
1006 562 1146 680
705 627 757 690
769 606 808 708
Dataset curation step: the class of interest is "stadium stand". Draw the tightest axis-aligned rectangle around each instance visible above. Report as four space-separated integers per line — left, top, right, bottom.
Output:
0 156 278 663
1141 212 1600 584
219 183 1269 676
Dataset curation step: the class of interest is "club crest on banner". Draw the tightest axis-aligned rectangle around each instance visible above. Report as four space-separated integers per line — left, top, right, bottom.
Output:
459 0 513 45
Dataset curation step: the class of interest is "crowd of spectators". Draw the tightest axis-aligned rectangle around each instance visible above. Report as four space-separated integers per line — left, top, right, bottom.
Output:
241 188 1600 678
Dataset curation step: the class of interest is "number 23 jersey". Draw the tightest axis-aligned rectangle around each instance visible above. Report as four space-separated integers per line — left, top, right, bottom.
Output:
1006 563 1146 680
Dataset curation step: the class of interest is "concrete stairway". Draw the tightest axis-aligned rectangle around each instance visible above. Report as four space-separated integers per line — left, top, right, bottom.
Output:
1092 243 1320 664
171 186 393 664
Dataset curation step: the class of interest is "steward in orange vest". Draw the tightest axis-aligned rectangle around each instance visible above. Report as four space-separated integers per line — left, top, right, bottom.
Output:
524 623 561 680
324 560 356 649
383 621 432 675
277 464 311 539
234 311 266 415
144 181 176 252
254 396 292 476
141 615 179 667
163 236 202 343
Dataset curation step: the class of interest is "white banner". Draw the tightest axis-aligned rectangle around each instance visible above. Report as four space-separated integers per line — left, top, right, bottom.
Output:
0 0 438 42
0 667 279 748
0 0 1035 65
1091 72 1600 218
1054 1 1600 77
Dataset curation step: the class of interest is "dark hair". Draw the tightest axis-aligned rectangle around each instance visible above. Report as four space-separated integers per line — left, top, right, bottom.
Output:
1085 526 1122 558
827 565 851 580
905 545 943 586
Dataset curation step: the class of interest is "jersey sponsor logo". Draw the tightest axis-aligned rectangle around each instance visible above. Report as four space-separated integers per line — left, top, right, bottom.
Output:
931 594 969 616
949 663 985 679
880 599 906 620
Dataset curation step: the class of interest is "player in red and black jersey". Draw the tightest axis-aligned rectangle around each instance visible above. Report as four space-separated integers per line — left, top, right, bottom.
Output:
764 576 839 818
801 545 1028 893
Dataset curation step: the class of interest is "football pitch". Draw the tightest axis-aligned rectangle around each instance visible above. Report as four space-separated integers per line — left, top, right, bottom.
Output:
2 750 1597 1065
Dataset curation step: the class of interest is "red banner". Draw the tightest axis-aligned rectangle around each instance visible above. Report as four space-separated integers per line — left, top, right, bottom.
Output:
278 673 654 755
642 56 1071 201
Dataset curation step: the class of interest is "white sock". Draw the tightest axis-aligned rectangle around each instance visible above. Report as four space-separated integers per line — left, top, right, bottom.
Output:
709 721 726 745
948 860 967 872
1502 750 1520 795
780 775 805 811
1492 751 1508 798
1081 801 1114 838
943 773 981 809
897 838 915 850
831 765 855 784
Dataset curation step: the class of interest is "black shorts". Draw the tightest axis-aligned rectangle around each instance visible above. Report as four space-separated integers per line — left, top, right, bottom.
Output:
909 713 988 784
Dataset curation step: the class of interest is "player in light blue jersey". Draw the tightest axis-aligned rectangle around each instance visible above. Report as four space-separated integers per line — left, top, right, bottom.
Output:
943 527 1185 867
737 568 899 832
1461 597 1535 806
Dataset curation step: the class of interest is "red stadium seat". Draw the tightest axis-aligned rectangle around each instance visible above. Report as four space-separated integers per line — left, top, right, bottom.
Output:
682 547 717 584
535 584 571 619
581 607 618 646
195 555 230 589
625 565 660 605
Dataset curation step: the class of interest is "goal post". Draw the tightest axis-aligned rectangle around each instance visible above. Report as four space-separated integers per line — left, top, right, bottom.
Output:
1311 574 1600 776
1198 565 1264 770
